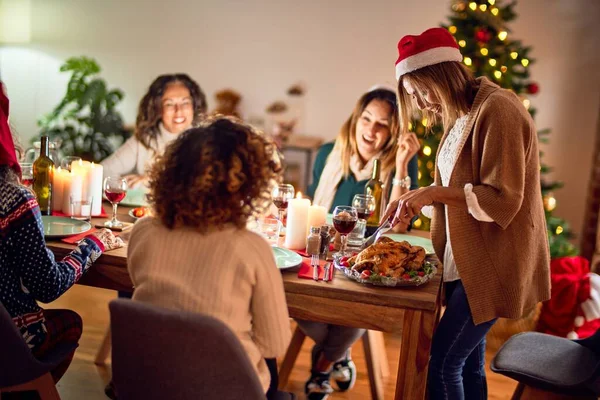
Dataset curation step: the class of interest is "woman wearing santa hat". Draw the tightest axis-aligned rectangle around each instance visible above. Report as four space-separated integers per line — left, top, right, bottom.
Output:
382 28 551 399
0 81 123 382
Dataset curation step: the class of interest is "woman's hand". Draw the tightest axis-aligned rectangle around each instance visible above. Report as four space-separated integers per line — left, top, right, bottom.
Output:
123 174 147 188
395 132 420 171
381 187 436 226
91 228 125 251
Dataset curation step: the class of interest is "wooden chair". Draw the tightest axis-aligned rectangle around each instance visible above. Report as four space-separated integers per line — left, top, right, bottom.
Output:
278 325 390 400
0 302 76 400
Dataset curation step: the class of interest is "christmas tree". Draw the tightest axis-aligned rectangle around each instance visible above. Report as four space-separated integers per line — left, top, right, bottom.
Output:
411 0 577 259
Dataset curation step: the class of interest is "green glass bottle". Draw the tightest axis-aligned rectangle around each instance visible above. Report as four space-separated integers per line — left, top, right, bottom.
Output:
365 158 383 229
33 136 54 215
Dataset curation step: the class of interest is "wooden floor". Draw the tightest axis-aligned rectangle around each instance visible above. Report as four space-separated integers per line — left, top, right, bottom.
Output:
46 285 517 399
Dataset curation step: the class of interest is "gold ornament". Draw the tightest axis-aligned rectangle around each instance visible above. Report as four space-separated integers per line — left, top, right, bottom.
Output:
543 193 557 211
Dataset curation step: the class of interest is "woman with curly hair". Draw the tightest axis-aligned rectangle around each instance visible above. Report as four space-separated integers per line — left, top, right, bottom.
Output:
101 73 207 188
126 117 292 399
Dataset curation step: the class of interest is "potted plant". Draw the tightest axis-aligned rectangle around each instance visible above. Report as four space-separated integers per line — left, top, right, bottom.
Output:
37 56 129 162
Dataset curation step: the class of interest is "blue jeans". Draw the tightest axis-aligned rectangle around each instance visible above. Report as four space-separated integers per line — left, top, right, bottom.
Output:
427 280 497 400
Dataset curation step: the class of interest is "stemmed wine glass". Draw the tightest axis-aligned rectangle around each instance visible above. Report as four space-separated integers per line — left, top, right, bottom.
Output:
332 205 358 257
352 194 376 222
271 184 295 239
103 176 128 228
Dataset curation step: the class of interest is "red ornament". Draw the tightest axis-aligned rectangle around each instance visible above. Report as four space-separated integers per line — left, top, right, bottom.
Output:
475 28 492 43
527 82 540 95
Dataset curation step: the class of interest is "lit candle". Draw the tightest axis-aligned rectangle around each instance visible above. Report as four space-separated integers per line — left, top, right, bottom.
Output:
71 160 104 215
51 167 67 212
88 162 104 215
306 204 327 235
62 171 83 216
284 192 311 250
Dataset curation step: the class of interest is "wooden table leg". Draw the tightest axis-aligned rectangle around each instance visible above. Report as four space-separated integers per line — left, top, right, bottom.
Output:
395 309 436 399
363 331 384 400
278 326 306 390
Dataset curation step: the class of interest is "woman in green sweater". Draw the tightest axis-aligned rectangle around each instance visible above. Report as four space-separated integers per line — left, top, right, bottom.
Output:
300 87 419 400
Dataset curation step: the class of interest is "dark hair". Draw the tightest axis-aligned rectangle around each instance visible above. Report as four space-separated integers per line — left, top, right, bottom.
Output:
135 74 208 149
148 116 283 232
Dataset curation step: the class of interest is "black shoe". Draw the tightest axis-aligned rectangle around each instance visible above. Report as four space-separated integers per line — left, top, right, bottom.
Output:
331 356 357 392
104 381 117 400
304 371 333 400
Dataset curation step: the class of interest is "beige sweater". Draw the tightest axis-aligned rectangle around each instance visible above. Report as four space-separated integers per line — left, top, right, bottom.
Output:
430 77 551 325
127 217 291 392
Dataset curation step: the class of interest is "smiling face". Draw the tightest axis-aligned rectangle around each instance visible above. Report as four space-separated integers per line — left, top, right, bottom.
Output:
161 82 194 135
355 99 393 163
402 78 441 115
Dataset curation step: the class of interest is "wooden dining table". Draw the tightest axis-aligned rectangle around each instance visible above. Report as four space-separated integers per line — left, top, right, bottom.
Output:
46 208 443 400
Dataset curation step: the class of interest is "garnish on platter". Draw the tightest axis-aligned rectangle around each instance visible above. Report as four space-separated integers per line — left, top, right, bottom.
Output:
334 236 437 287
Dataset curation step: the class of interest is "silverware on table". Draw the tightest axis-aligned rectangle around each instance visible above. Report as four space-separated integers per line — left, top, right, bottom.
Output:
323 262 331 282
311 254 320 281
362 219 392 249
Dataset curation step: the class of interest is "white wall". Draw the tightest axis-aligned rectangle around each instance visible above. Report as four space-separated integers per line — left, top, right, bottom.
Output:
1 0 599 245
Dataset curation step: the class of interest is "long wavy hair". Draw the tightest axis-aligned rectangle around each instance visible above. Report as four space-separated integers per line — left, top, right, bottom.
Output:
135 74 208 150
147 116 283 232
397 62 477 134
334 88 400 179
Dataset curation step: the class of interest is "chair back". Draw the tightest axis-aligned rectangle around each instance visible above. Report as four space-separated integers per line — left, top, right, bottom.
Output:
110 299 266 400
0 301 47 387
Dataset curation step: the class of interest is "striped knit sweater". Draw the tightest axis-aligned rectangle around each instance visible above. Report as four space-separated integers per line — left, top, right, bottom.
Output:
128 217 291 392
0 181 104 349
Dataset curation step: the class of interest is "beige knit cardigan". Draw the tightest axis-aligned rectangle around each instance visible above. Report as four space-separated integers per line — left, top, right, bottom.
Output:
430 77 551 325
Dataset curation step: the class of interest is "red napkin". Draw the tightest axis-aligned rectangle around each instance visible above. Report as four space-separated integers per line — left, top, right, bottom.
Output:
60 228 98 244
297 261 334 281
60 228 120 244
52 205 108 218
295 244 336 258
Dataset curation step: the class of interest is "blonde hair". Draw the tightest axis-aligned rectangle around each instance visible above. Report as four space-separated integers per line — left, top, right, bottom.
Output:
397 61 476 134
334 89 400 179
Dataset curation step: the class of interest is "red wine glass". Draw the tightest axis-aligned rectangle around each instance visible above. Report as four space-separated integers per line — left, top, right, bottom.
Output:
332 205 358 257
271 184 295 239
103 176 128 228
352 194 376 222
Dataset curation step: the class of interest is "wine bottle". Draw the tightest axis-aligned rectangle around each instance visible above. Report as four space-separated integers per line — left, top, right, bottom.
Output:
365 158 383 228
33 136 54 215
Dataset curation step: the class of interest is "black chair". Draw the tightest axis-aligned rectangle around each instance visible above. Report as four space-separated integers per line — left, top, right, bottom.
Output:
491 330 600 399
110 299 294 400
0 301 78 399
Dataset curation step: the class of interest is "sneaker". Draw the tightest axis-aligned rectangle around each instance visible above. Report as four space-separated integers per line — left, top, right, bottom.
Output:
331 357 357 392
304 371 333 400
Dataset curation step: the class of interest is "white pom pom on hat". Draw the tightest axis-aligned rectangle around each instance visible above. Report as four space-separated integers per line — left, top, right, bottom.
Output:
395 27 463 80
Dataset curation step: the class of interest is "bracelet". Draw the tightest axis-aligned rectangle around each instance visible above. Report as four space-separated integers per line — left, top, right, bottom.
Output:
392 176 411 189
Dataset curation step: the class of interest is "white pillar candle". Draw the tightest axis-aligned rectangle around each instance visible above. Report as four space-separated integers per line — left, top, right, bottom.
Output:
62 171 83 216
88 162 104 215
306 205 327 235
71 160 91 197
51 167 66 212
284 197 311 250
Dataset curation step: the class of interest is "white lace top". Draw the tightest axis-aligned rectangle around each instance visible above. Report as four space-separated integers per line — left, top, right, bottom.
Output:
421 114 493 282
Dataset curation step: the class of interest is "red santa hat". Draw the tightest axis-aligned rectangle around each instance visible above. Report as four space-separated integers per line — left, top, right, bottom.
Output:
0 82 21 177
395 27 463 80
537 256 600 340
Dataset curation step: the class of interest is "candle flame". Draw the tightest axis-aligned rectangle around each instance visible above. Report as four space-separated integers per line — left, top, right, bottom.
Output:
57 166 62 172
78 159 83 166
296 191 302 199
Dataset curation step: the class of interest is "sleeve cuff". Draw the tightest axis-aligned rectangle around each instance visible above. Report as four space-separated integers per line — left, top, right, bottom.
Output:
85 235 105 252
464 184 494 222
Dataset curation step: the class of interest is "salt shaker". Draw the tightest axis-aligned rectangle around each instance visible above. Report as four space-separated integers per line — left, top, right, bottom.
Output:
306 226 321 281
